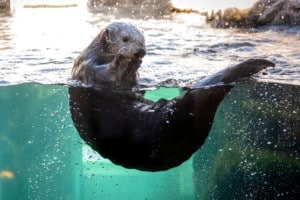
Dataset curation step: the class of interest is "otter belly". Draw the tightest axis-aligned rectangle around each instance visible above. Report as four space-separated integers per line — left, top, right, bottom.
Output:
69 85 232 171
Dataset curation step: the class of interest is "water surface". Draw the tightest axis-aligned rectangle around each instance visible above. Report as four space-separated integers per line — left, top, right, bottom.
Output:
0 0 299 86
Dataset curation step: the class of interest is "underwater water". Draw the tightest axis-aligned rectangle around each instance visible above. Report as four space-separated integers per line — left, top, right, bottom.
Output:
0 83 194 200
193 80 300 199
0 0 300 199
0 81 299 200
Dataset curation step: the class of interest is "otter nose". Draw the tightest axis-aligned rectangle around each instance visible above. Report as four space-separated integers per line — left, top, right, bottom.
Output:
134 48 146 58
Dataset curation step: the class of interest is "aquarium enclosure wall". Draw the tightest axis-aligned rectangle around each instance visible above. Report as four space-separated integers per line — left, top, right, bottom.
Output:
0 0 300 199
1 81 299 199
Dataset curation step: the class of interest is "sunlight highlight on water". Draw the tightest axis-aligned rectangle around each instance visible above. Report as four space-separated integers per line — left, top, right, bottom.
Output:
0 0 299 86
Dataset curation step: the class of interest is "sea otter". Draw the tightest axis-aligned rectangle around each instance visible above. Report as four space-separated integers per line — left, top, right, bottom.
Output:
72 22 146 88
69 22 275 171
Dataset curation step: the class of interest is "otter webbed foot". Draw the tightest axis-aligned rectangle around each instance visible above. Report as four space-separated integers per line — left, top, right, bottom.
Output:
195 59 275 87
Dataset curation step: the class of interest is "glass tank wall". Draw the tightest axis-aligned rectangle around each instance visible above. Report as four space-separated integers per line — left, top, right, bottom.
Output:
0 80 299 199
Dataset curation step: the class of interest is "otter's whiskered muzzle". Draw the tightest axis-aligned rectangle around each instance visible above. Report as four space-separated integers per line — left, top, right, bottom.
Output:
119 43 146 60
134 48 146 59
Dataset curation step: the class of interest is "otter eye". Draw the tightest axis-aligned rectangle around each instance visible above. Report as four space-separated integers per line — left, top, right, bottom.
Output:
123 36 129 43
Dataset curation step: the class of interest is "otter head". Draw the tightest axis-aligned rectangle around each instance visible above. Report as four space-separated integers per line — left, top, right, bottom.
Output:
98 22 146 61
72 22 146 88
97 22 146 88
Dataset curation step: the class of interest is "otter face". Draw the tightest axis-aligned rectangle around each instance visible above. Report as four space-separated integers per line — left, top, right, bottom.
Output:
72 22 146 88
94 22 146 88
103 22 146 61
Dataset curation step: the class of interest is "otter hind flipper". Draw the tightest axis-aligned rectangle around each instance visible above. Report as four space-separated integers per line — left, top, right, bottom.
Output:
195 59 275 87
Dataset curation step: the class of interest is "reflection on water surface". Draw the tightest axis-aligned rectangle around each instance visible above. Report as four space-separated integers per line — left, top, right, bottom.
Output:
0 0 299 86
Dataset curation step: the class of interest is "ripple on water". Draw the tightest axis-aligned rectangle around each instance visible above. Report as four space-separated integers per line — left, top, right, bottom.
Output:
210 42 256 49
0 7 299 86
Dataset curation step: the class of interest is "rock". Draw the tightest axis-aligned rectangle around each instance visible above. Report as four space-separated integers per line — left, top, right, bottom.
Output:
206 0 300 28
87 0 172 16
0 0 10 10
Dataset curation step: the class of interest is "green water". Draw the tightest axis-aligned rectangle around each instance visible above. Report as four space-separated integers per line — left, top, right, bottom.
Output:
0 84 193 200
143 87 183 102
0 81 299 199
193 81 300 199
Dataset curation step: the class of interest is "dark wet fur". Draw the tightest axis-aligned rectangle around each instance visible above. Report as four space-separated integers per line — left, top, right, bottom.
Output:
70 22 275 171
69 84 233 171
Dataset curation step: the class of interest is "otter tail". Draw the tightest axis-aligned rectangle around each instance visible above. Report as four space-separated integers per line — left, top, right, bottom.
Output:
195 59 275 87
